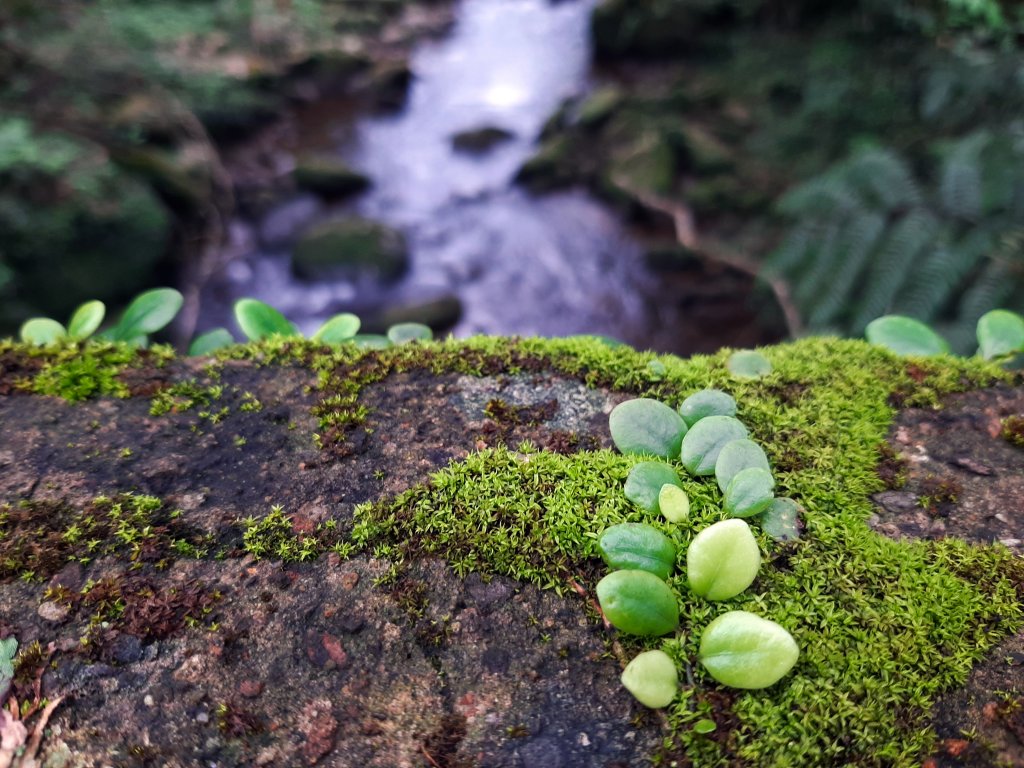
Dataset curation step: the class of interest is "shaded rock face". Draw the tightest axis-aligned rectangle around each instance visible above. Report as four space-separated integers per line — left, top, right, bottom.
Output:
293 155 372 199
0 358 662 766
870 385 1024 768
292 216 409 282
451 126 516 154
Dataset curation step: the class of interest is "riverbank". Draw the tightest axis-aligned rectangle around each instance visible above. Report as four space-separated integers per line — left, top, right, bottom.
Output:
0 0 455 337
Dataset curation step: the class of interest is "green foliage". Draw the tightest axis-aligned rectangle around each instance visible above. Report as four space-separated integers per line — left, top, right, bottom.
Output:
106 288 182 343
686 519 761 601
598 522 677 580
768 138 1024 351
596 569 680 636
0 637 15 697
698 611 800 690
621 650 679 708
866 315 952 357
609 398 687 458
234 299 297 342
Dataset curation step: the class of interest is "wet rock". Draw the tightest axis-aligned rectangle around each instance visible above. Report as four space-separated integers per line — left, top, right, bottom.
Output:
37 601 70 623
369 59 414 110
451 126 515 154
517 735 566 768
362 295 462 334
516 135 574 191
576 86 624 130
607 130 676 198
292 216 408 281
676 122 735 175
293 155 371 199
238 679 264 698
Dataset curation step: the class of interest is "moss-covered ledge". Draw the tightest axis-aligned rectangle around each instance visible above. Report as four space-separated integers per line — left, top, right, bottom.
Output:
0 336 1021 767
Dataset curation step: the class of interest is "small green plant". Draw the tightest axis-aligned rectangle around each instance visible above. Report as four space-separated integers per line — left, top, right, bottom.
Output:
865 308 1024 362
595 569 679 637
687 519 761 601
597 523 677 580
727 349 773 379
621 650 679 708
623 461 683 514
698 611 800 690
658 484 690 523
0 636 16 698
19 289 184 348
724 467 775 518
609 398 688 458
677 388 736 427
680 415 749 476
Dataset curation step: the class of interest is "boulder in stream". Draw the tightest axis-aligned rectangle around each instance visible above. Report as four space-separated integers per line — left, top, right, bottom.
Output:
293 155 371 199
451 126 515 154
292 216 409 281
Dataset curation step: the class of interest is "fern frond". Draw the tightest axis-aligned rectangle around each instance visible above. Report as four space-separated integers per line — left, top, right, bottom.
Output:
806 210 887 328
893 228 989 319
940 132 990 220
849 209 940 332
844 148 921 211
793 217 847 309
765 222 817 277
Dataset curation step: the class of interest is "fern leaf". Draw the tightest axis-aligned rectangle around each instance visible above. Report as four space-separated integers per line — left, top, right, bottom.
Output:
806 210 887 328
940 132 990 221
844 148 921 211
793 217 847 309
893 229 989 320
849 209 940 333
765 222 816 277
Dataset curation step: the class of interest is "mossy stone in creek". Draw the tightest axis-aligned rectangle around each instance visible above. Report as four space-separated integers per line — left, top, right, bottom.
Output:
293 155 371 198
292 216 408 282
451 126 515 154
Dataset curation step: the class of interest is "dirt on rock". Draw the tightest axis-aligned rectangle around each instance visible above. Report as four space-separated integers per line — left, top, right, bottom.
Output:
869 385 1024 768
0 360 655 768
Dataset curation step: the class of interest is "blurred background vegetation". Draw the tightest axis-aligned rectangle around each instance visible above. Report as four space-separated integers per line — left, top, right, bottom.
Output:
2 0 1023 351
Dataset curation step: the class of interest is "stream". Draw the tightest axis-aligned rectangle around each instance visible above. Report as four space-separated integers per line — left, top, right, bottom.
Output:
199 0 701 352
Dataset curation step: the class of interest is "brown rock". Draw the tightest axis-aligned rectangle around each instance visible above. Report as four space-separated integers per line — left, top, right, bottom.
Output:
299 698 338 765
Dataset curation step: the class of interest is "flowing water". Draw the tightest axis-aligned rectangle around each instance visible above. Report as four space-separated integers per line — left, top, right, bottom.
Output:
200 0 720 351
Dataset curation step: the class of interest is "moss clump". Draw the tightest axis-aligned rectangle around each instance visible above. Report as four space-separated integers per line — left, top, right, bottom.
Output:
0 493 208 579
0 334 1018 766
346 337 1019 766
1001 414 1024 448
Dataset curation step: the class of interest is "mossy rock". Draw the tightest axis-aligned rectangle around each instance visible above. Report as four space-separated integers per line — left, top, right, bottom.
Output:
362 294 462 333
293 154 371 198
607 129 677 198
515 135 574 191
292 216 408 281
451 126 515 154
0 335 1021 767
0 148 170 334
577 86 625 130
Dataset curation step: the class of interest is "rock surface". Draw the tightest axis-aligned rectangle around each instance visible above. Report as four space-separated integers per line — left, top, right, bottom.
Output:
292 216 409 281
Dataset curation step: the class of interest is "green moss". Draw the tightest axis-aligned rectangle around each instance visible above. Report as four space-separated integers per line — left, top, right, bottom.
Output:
0 334 1018 765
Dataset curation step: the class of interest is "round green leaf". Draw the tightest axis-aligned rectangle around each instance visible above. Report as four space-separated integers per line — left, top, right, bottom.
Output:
609 398 688 459
760 497 803 542
19 318 67 346
621 650 678 708
698 611 799 689
678 389 736 427
727 350 772 379
715 439 771 493
598 523 677 580
313 313 361 344
188 328 235 356
387 322 433 344
110 288 183 341
67 300 105 340
724 467 774 518
680 416 748 476
687 519 761 601
352 334 392 349
234 298 297 341
977 309 1024 361
596 570 679 637
693 719 717 735
646 359 667 380
624 462 683 514
865 315 949 357
659 484 690 524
